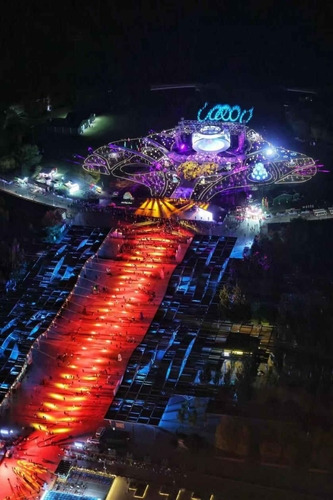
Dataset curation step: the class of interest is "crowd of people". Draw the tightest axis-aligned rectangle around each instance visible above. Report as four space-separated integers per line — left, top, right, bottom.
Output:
0 220 193 498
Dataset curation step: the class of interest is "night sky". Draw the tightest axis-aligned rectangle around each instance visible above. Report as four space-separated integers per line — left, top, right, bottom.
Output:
1 0 333 102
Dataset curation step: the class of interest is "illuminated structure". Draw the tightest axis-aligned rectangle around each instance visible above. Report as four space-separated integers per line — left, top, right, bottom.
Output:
83 117 317 203
250 162 270 182
192 125 230 153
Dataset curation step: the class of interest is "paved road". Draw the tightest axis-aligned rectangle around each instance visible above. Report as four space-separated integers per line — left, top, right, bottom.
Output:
2 178 333 225
0 178 73 210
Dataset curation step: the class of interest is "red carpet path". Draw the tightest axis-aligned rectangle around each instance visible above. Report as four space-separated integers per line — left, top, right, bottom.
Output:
0 221 193 499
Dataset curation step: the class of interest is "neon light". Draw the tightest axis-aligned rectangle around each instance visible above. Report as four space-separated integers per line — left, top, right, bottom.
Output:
251 162 269 181
82 120 317 202
197 103 254 123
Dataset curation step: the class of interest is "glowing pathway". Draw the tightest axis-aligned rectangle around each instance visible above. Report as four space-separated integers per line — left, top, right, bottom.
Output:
135 198 210 220
0 222 193 499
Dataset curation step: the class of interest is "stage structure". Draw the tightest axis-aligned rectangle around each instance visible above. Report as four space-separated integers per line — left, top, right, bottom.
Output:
83 110 318 202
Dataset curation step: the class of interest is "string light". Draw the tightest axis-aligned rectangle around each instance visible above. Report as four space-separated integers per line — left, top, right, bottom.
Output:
82 118 317 202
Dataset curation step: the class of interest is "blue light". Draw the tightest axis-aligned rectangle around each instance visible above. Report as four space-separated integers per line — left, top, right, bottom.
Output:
251 162 269 181
197 103 254 123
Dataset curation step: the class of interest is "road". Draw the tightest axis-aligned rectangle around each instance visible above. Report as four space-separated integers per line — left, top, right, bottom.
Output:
0 178 73 211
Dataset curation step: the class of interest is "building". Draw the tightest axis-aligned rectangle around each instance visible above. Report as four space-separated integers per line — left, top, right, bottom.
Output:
46 111 95 135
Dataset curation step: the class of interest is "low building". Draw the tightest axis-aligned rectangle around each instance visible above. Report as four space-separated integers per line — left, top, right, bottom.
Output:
46 112 95 135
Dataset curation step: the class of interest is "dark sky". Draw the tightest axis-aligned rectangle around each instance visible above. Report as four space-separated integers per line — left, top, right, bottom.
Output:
1 0 333 101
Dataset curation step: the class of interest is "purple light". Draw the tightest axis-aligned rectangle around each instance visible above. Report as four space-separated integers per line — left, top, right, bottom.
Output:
180 144 186 150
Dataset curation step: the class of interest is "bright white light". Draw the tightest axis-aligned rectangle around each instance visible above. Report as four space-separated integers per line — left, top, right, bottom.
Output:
189 207 213 221
192 126 230 153
69 183 80 194
245 205 263 220
265 147 275 156
74 441 84 449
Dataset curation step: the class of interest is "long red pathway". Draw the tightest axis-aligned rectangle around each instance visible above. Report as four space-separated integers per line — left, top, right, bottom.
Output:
0 221 192 500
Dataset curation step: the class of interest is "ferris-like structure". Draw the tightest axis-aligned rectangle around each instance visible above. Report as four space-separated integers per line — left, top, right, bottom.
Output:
83 115 317 202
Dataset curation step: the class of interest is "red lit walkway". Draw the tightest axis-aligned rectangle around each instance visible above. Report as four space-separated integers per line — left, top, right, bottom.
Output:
0 221 193 499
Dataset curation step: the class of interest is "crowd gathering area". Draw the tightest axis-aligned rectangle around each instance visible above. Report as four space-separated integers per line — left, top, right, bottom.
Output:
0 221 193 499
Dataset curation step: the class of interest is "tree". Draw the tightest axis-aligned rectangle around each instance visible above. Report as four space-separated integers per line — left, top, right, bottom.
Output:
42 209 64 227
200 363 212 383
223 368 231 387
0 155 16 173
42 209 64 242
88 169 101 184
213 369 221 385
259 421 282 463
0 106 28 154
32 165 42 179
14 144 42 176
234 358 255 403
231 284 244 305
280 424 310 467
219 285 230 309
188 408 198 426
0 197 9 231
215 416 249 456
311 427 333 470
177 407 186 425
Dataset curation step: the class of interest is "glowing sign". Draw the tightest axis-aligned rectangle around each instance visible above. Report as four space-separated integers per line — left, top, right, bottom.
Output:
197 102 254 123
